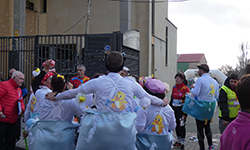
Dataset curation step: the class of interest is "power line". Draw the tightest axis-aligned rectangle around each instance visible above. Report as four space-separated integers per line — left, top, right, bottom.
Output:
111 0 188 3
62 13 88 34
111 0 164 3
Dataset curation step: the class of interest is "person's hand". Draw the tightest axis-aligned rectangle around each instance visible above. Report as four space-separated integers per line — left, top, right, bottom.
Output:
0 111 5 118
222 120 229 126
182 115 187 120
190 84 195 89
18 110 22 115
66 82 73 90
163 97 168 106
45 92 57 100
22 130 29 138
43 59 53 72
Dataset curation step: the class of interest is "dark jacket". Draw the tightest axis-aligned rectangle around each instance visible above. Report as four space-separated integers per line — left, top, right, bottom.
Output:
218 77 236 121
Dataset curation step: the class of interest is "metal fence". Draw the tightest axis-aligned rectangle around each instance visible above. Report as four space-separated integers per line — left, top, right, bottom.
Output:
0 32 140 104
0 35 85 104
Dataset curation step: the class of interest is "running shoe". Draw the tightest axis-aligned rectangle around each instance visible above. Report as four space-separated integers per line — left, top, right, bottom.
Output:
173 141 181 147
208 145 214 149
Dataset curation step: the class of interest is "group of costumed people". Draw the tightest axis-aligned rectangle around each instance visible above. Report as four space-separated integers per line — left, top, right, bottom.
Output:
23 51 178 150
23 51 220 150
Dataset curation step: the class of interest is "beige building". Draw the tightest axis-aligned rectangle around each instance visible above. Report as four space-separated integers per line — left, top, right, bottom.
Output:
0 0 177 98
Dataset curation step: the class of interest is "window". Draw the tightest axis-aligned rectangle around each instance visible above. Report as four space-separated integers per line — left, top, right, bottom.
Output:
26 1 34 10
43 0 47 13
166 26 168 66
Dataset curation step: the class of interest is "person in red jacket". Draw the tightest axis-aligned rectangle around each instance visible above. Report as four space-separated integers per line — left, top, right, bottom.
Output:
0 71 25 150
170 72 190 150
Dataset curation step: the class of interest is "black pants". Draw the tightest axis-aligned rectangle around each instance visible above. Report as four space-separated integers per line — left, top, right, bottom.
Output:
0 121 18 150
173 106 186 139
195 119 212 150
16 116 21 141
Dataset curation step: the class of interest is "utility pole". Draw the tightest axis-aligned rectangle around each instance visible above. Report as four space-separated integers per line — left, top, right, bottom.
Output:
86 0 91 34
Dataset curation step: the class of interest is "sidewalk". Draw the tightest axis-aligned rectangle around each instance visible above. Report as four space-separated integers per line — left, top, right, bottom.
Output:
172 132 221 150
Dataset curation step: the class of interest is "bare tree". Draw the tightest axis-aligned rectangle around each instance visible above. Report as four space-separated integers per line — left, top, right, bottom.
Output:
236 42 250 77
219 42 250 78
219 64 236 77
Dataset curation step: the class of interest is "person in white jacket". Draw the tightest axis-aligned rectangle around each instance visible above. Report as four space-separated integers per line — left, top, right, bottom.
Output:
135 78 176 150
45 51 167 150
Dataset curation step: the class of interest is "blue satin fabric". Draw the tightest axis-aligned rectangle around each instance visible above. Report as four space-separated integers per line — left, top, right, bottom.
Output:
136 132 173 150
30 112 39 118
76 110 137 150
29 120 77 150
182 95 216 121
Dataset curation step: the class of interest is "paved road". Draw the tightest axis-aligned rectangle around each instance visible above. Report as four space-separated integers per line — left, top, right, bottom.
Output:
172 106 221 150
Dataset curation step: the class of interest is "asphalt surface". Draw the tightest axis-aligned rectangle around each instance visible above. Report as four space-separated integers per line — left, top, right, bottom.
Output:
15 107 221 150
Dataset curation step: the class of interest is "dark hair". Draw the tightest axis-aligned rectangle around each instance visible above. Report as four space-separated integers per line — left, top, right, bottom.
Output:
51 74 65 93
133 75 139 83
175 72 187 85
143 85 165 99
229 73 239 80
105 51 125 72
245 64 250 74
235 74 250 110
91 73 104 79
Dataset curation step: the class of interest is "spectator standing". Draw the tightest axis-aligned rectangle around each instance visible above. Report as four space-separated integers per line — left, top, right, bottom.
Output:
70 65 90 88
8 68 28 144
218 73 239 134
220 74 250 150
0 71 25 150
189 64 219 150
8 68 28 98
170 73 190 150
120 66 130 77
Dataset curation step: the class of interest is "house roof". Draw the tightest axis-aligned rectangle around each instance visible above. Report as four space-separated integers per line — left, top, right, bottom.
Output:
177 53 205 63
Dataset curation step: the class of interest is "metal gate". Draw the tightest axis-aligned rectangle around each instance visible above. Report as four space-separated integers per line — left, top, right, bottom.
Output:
0 32 139 104
84 32 140 77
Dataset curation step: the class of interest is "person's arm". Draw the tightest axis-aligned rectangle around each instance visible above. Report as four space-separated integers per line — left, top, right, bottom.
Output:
136 108 147 133
24 94 33 124
20 82 28 99
31 70 46 94
70 100 85 117
218 89 230 121
17 88 25 114
215 83 220 99
169 92 173 108
134 82 165 106
46 79 96 100
144 93 165 106
31 59 52 94
168 112 176 131
0 83 6 113
20 98 25 114
46 85 85 100
190 78 202 96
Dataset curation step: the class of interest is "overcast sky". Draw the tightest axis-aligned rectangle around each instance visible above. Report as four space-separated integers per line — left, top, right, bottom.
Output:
168 0 250 70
